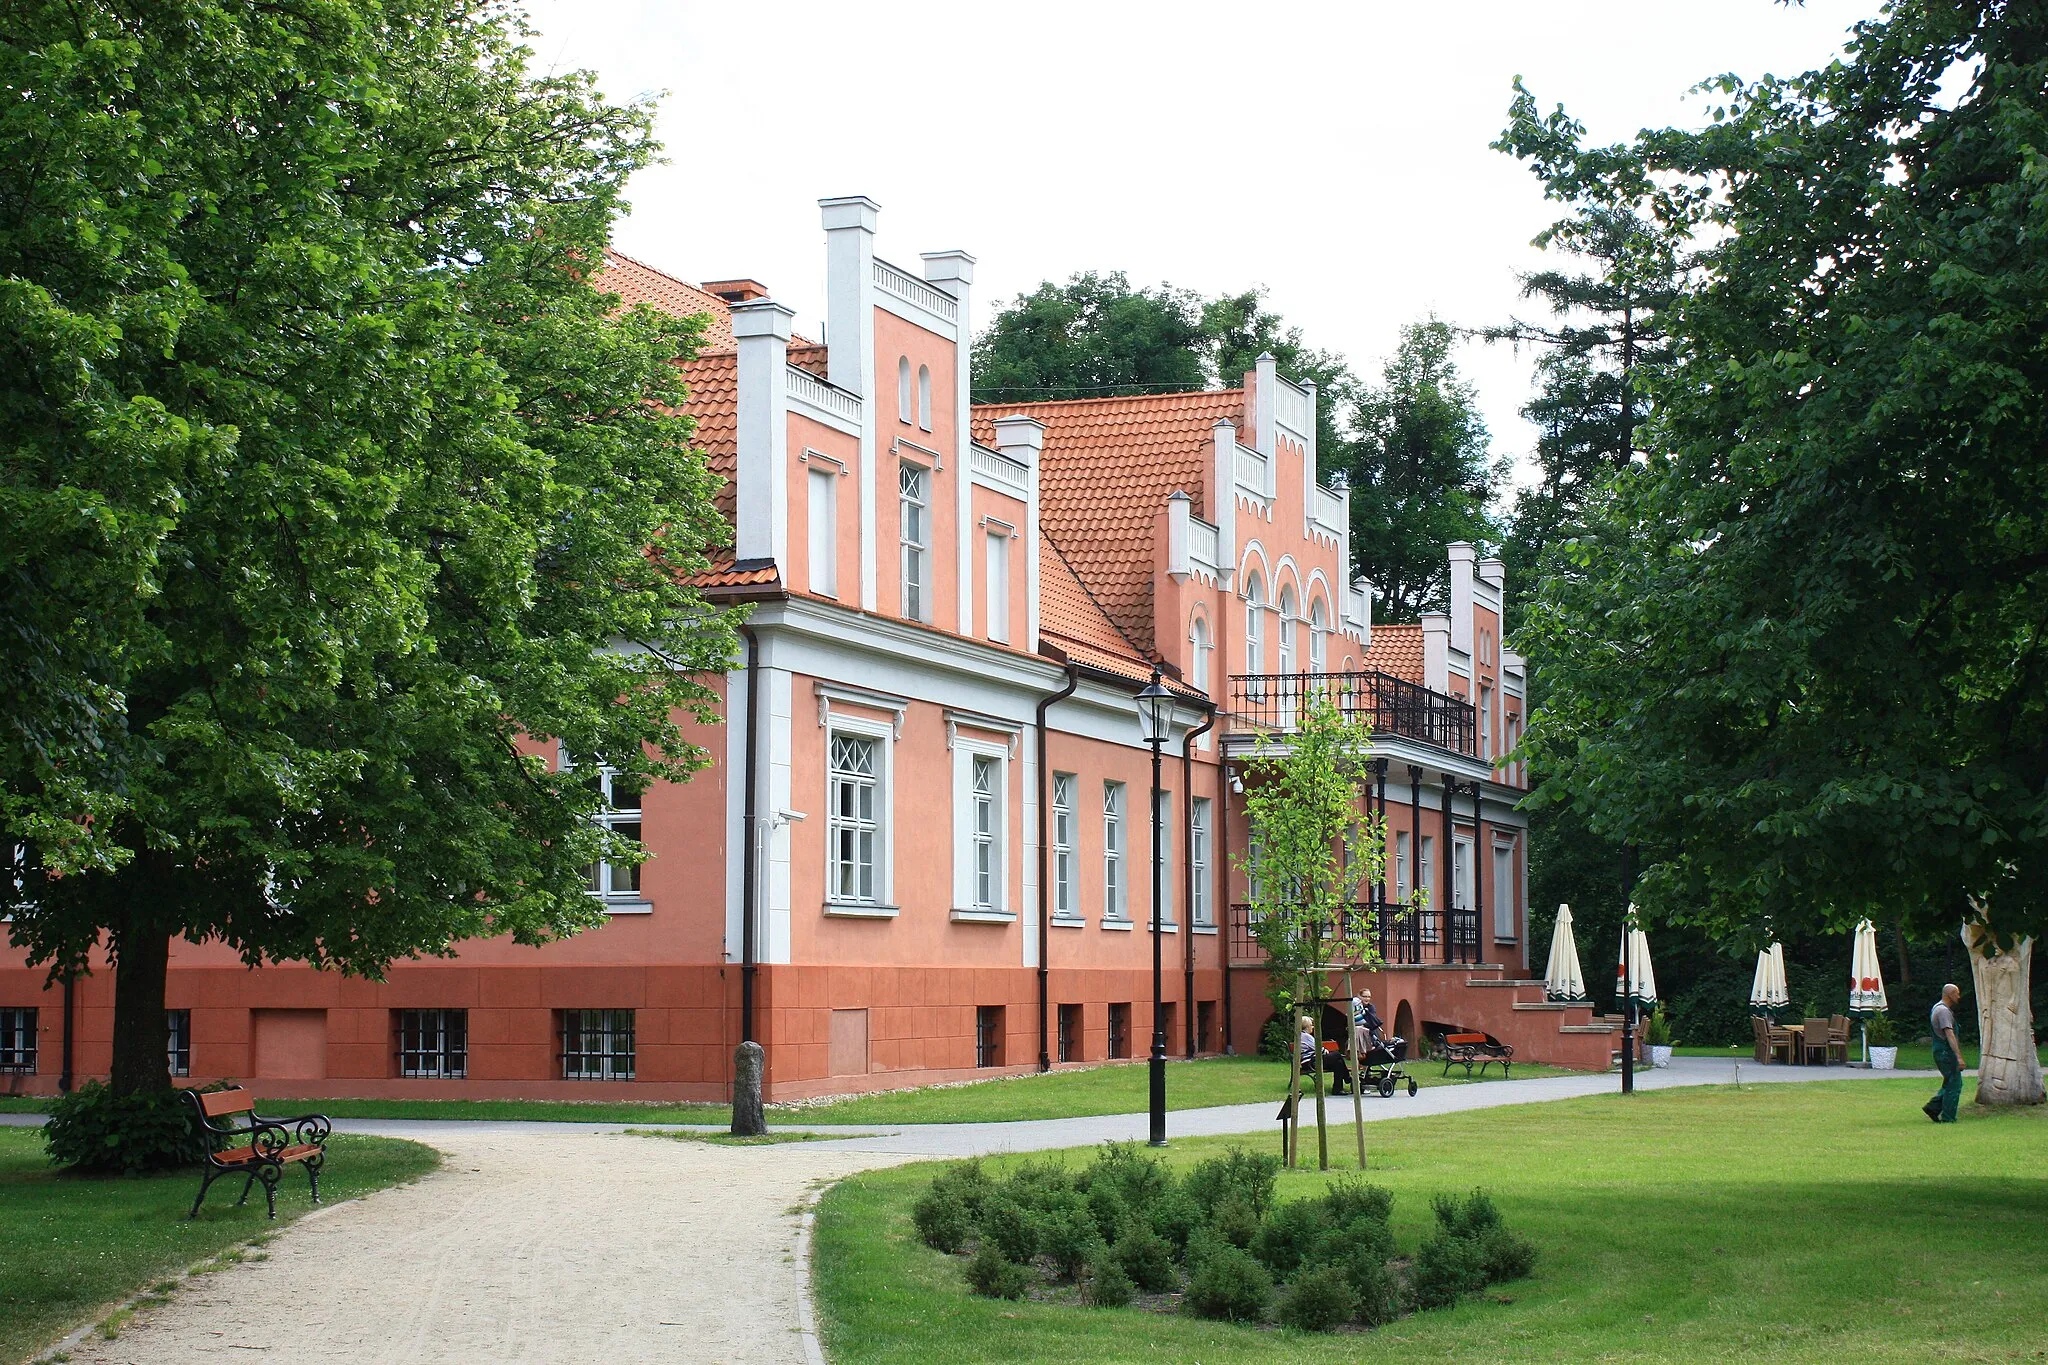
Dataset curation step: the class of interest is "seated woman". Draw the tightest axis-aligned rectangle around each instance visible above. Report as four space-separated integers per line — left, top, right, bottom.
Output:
1299 1026 1354 1095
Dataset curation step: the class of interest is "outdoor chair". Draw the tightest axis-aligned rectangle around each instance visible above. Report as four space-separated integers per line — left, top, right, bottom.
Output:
1802 1018 1831 1066
1751 1015 1787 1064
1827 1016 1851 1065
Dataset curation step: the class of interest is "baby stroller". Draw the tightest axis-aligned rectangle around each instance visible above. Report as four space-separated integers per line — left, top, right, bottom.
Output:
1359 1034 1419 1099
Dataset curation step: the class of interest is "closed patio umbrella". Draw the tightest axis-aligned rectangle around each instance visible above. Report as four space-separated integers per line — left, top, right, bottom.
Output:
1751 942 1790 1019
1618 922 1658 1012
1848 919 1888 1063
1545 904 1588 1001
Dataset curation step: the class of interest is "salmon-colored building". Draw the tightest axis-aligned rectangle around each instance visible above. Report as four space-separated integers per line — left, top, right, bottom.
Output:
1 198 1621 1102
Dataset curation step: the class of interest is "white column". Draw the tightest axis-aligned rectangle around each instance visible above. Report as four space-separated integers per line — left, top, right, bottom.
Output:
820 196 880 610
1448 541 1477 657
1422 613 1451 693
1253 351 1278 457
992 415 1045 649
732 299 794 570
764 667 794 965
1210 419 1237 591
924 250 977 637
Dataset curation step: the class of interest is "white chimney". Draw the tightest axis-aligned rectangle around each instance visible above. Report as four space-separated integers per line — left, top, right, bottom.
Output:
1166 490 1192 581
1447 541 1477 657
731 299 794 570
820 196 880 610
1421 613 1451 693
924 250 977 637
991 415 1045 649
1253 351 1278 457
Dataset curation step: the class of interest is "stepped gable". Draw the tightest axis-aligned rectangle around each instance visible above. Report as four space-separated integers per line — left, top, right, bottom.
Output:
1361 621 1423 682
973 389 1243 656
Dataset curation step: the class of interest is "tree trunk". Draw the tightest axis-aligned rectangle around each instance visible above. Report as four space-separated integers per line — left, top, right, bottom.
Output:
109 908 172 1096
1963 924 2044 1107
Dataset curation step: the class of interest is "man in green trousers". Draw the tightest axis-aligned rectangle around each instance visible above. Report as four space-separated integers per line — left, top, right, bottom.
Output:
1922 983 1965 1123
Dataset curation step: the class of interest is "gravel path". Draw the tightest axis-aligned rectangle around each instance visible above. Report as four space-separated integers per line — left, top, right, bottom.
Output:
39 1058 1935 1364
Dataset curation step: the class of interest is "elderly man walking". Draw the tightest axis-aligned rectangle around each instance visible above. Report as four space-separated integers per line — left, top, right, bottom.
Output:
1922 983 1966 1123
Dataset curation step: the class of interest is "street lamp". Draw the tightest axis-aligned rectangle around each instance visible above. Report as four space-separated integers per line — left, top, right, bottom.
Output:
1135 668 1175 1147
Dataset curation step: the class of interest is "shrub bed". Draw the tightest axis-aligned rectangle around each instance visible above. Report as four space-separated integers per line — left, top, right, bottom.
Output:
909 1142 1535 1332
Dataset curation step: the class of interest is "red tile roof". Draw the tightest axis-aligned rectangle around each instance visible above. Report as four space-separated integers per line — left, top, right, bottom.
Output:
1362 622 1424 683
973 390 1245 658
595 249 736 350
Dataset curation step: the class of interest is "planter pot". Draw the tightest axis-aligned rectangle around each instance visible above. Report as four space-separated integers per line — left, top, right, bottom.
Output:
1869 1046 1898 1071
1649 1044 1673 1068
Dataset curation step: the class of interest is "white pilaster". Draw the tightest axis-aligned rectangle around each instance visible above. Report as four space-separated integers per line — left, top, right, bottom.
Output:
820 196 880 610
1166 490 1192 580
1253 352 1277 457
732 300 794 570
1210 419 1237 591
924 250 977 638
992 415 1045 649
1422 613 1451 693
764 666 794 965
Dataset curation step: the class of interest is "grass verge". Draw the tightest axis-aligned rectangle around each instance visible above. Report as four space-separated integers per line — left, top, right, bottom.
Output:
813 1080 2046 1364
0 1126 440 1363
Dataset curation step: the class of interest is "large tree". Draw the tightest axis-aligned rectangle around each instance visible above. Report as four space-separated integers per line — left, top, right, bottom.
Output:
970 271 1209 403
2 0 738 1094
1522 0 2047 1105
1337 321 1504 621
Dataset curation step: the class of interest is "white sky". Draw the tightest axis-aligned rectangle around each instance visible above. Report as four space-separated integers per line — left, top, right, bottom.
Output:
522 0 1875 484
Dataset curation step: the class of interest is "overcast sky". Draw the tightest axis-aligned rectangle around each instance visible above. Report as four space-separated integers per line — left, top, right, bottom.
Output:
522 0 1876 483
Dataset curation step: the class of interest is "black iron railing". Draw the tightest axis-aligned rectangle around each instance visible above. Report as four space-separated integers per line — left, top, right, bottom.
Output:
1228 903 1483 968
1227 671 1476 756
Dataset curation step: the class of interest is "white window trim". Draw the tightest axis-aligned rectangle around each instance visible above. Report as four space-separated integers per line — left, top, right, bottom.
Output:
1052 771 1080 923
560 746 651 915
823 713 897 917
951 736 1014 922
1191 795 1213 929
1493 837 1519 943
1149 788 1176 932
808 465 838 597
900 459 930 623
985 527 1011 644
1102 779 1129 925
1452 836 1471 911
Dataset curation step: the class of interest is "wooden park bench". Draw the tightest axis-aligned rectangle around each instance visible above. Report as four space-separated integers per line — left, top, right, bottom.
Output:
183 1086 332 1219
1437 1031 1515 1080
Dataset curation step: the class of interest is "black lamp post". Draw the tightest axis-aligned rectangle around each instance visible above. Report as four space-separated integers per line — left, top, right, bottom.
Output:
1135 668 1175 1147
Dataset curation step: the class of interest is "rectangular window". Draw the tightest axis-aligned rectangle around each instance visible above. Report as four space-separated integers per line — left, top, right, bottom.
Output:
971 755 999 910
829 734 880 904
1107 1002 1131 1059
1494 843 1516 940
1052 773 1076 918
975 1005 1004 1068
1057 1003 1081 1063
1102 780 1126 920
808 467 837 597
1419 835 1434 908
1153 789 1173 927
986 530 1010 643
1191 796 1212 925
1395 832 1411 902
561 1009 636 1081
167 1009 191 1077
1453 838 1471 910
0 1007 36 1074
397 1009 467 1078
1480 685 1493 759
899 462 928 622
572 759 645 906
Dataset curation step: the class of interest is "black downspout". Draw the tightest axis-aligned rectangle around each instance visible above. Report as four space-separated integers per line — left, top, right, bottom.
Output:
1220 758 1236 1055
1036 664 1081 1070
59 970 75 1093
1441 774 1455 965
1180 706 1216 1058
739 623 762 1045
1408 765 1424 962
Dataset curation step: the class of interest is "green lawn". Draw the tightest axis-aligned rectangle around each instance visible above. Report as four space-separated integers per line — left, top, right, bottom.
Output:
814 1080 2047 1364
1674 1041 2043 1071
0 1057 1576 1128
0 1127 440 1364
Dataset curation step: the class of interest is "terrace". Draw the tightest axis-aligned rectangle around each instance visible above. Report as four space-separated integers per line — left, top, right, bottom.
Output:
1226 671 1476 756
1226 903 1483 968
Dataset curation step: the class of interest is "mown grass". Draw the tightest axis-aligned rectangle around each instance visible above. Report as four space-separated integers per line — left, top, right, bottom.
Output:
1673 1041 2041 1071
813 1080 2047 1364
0 1056 1576 1127
0 1126 440 1364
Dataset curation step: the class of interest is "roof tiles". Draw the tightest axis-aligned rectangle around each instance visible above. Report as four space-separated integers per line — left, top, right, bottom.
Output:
1362 622 1424 683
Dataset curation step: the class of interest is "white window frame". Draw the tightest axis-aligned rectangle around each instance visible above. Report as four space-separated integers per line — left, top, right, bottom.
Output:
0 1006 36 1074
825 716 895 914
167 1008 191 1077
917 363 933 431
986 529 1010 643
808 466 838 597
1479 684 1493 759
561 1008 636 1080
952 738 1011 920
1453 836 1471 910
900 460 929 623
1309 598 1327 673
562 748 651 914
897 355 912 423
1277 586 1298 676
1151 788 1174 929
1052 772 1078 920
1419 835 1434 910
1493 839 1517 941
1395 831 1411 902
397 1008 467 1079
1244 573 1265 674
1102 780 1128 923
1191 796 1212 926
1190 614 1211 695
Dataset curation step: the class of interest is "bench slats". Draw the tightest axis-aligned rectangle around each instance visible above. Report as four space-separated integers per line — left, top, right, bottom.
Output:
199 1089 258 1118
210 1142 323 1168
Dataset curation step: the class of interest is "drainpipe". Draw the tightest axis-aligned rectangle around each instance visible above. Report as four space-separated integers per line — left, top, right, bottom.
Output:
739 623 762 1045
1035 664 1080 1070
59 970 76 1093
1180 705 1216 1057
1220 759 1237 1054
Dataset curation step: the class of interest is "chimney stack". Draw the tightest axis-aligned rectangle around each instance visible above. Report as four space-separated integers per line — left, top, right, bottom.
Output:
732 299 796 570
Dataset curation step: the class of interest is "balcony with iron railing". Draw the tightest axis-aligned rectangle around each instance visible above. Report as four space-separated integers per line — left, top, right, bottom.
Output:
1227 902 1482 969
1227 671 1476 756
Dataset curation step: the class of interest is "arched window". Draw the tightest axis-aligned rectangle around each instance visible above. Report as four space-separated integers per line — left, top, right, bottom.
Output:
1190 614 1211 695
1244 572 1265 675
1309 597 1327 673
917 364 932 431
1277 586 1298 676
897 356 912 424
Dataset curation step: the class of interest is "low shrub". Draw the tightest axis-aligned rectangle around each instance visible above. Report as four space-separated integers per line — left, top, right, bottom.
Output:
1211 1194 1261 1250
1084 1182 1128 1241
1113 1224 1178 1293
1308 1216 1396 1284
1277 1262 1358 1333
1258 1013 1293 1060
1084 1245 1135 1307
964 1242 1032 1300
1477 1225 1537 1284
1347 1249 1407 1326
978 1194 1040 1263
1408 1231 1489 1309
1003 1157 1076 1208
1182 1224 1231 1272
1183 1243 1274 1323
43 1081 206 1175
1037 1193 1103 1281
1250 1196 1332 1279
1147 1183 1203 1252
1083 1140 1170 1211
1321 1175 1394 1228
1184 1146 1281 1218
912 1182 974 1253
929 1159 993 1215
1431 1189 1502 1240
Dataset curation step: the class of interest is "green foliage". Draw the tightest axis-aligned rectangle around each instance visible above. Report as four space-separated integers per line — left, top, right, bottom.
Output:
1181 1224 1232 1273
1084 1182 1128 1242
1036 1191 1103 1281
1865 1012 1898 1046
1327 1237 1406 1326
1258 1014 1294 1060
1183 1146 1280 1220
964 1242 1031 1300
971 272 1208 403
42 1082 203 1174
1211 1195 1261 1250
1146 1182 1203 1252
1477 1226 1538 1284
1276 1262 1358 1333
1080 1140 1169 1213
1082 1245 1134 1307
977 1195 1040 1264
1 0 737 1094
1321 1175 1395 1227
929 1159 992 1216
1408 1231 1489 1309
1249 1196 1333 1280
1183 1243 1275 1323
911 1181 973 1254
1645 1008 1672 1047
1413 1190 1532 1307
1113 1225 1178 1293
1432 1189 1503 1239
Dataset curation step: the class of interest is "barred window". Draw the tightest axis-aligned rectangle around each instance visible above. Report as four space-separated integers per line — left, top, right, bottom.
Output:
397 1009 467 1078
1052 773 1076 917
167 1009 191 1077
829 734 879 904
0 1007 35 1074
561 1009 635 1081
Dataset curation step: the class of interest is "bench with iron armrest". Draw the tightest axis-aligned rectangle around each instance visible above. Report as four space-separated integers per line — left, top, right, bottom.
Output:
1437 1031 1514 1079
183 1086 331 1219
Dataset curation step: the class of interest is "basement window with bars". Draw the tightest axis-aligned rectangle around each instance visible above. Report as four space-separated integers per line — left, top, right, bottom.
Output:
560 1009 636 1081
167 1009 191 1077
0 1007 35 1073
397 1009 467 1078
